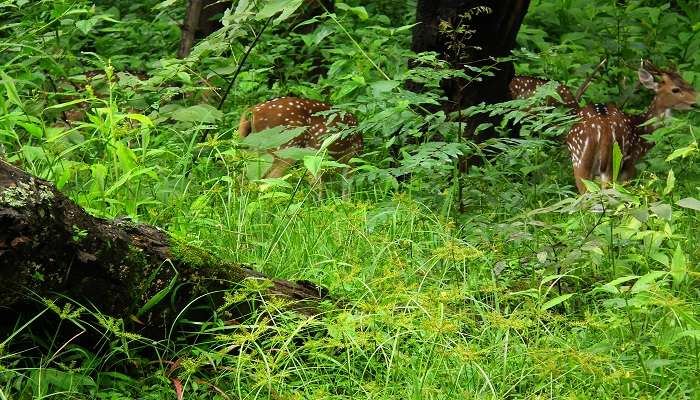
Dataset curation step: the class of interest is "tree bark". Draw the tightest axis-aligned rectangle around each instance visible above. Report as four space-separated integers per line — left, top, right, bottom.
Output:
0 160 330 340
177 0 204 58
410 0 531 135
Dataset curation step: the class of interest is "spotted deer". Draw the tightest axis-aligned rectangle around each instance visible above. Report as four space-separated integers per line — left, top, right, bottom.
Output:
238 96 363 188
509 75 579 110
567 60 697 193
509 59 608 111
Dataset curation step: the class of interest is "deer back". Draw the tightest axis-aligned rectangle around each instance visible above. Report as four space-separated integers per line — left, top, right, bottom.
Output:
239 96 362 162
509 75 578 110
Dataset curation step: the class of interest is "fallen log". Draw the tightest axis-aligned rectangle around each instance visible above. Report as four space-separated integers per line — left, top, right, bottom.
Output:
0 159 329 340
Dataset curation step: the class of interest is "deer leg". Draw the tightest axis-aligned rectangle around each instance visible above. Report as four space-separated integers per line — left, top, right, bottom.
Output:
264 157 295 179
619 161 636 183
571 140 597 194
341 169 352 200
306 170 326 200
598 140 614 189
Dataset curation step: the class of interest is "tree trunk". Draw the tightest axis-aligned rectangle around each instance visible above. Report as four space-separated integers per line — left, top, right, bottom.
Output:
410 0 530 135
0 160 330 341
177 0 204 58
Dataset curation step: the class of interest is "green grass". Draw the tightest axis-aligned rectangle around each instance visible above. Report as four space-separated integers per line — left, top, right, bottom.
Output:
2 0 700 398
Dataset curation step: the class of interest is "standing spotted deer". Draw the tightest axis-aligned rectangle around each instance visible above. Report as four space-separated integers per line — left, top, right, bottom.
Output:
238 96 363 189
567 60 697 193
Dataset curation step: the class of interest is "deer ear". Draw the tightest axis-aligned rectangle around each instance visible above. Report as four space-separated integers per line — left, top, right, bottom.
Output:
638 67 658 90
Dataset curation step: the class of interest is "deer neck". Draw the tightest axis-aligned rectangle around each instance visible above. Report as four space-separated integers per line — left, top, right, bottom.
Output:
637 96 672 135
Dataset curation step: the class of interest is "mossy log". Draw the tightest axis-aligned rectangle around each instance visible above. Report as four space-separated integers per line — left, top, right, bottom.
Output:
0 159 329 340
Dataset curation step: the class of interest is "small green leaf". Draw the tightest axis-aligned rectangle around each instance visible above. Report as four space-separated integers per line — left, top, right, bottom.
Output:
336 3 369 20
663 169 675 195
154 0 178 9
612 141 622 182
666 141 697 161
124 113 154 127
541 293 574 311
76 16 99 34
1 71 22 107
274 146 317 160
137 266 178 317
630 271 667 293
303 155 323 177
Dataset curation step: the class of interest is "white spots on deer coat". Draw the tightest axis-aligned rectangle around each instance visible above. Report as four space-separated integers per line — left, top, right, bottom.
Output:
242 96 363 177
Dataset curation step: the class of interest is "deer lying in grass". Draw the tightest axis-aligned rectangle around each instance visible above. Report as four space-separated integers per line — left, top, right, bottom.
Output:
238 96 363 195
566 60 697 193
509 75 579 110
509 59 608 111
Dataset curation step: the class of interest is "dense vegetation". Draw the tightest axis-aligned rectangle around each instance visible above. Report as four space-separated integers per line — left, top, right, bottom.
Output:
1 0 700 398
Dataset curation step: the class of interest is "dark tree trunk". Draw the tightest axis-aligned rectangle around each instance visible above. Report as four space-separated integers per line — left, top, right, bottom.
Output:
0 160 330 341
410 0 530 136
178 0 204 58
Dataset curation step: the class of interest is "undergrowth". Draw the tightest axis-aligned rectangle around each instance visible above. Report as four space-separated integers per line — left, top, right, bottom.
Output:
1 0 700 398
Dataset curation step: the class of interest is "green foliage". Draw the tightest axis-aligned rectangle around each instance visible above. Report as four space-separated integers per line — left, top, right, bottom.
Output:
2 0 700 399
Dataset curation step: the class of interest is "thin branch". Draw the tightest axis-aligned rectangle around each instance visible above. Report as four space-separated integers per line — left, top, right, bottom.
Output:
217 16 274 110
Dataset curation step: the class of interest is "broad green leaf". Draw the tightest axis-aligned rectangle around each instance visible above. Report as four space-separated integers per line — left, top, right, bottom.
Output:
650 251 669 267
677 197 700 211
241 126 306 150
612 141 622 182
336 3 369 20
630 271 667 293
541 293 574 311
257 0 304 24
670 329 700 344
581 179 599 193
124 113 154 128
104 167 158 196
371 80 399 96
275 146 317 160
16 121 43 138
304 155 323 177
630 206 649 223
665 141 697 161
154 0 178 9
76 16 99 34
115 142 138 171
171 104 222 123
259 191 291 200
91 163 107 193
650 203 672 221
594 275 639 294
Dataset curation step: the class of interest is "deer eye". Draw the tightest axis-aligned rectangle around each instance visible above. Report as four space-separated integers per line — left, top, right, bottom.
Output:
672 87 681 93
